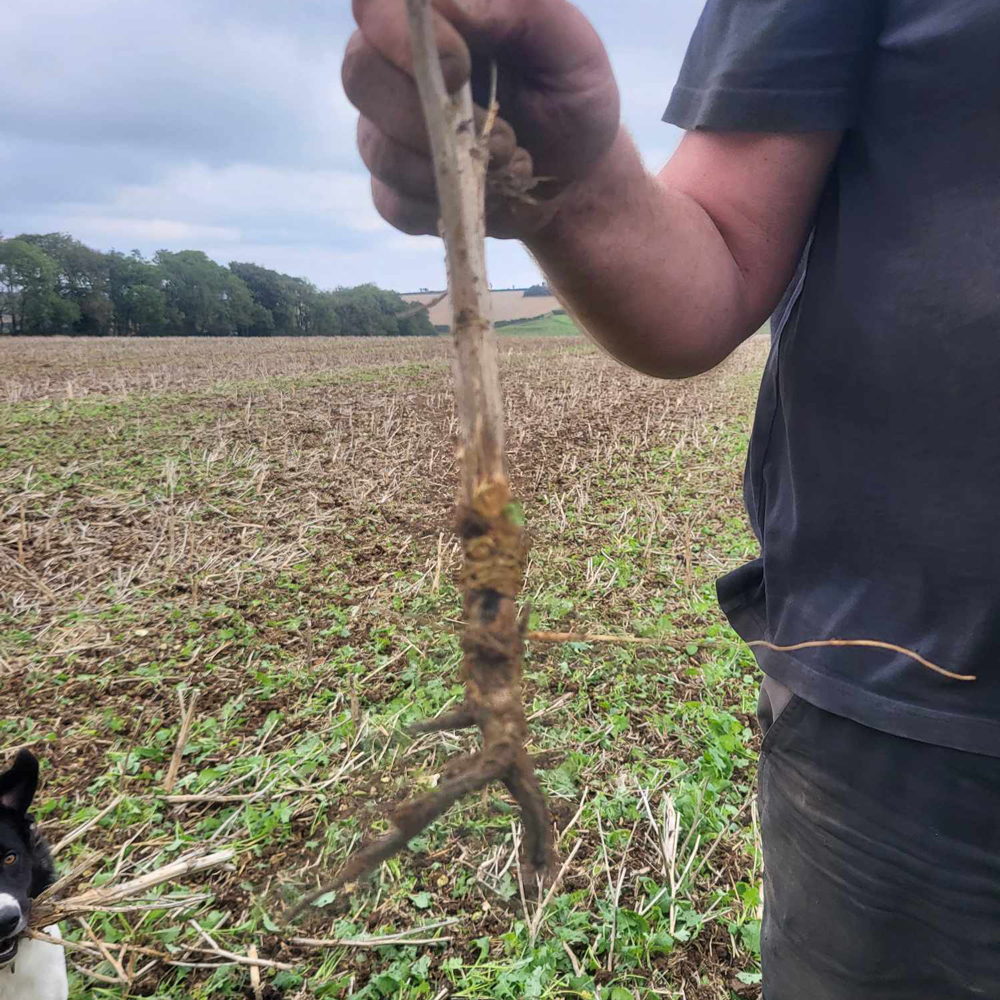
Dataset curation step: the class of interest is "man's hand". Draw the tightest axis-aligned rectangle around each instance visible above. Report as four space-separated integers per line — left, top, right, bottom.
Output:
344 0 842 379
343 0 620 238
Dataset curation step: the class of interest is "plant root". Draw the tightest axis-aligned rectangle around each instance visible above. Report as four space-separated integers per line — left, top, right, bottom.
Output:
408 707 476 735
285 486 553 923
748 639 975 682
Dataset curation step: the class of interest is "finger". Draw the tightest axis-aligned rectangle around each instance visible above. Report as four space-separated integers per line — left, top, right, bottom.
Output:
345 35 517 160
371 178 440 236
359 118 437 201
352 0 470 93
355 0 608 81
358 115 516 205
343 35 433 153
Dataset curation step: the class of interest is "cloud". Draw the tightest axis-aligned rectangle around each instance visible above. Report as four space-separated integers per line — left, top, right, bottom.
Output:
109 162 385 239
3 1 357 168
67 217 241 245
1 0 706 290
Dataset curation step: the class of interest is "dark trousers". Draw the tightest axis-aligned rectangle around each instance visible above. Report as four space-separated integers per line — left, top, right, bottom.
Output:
757 677 1000 999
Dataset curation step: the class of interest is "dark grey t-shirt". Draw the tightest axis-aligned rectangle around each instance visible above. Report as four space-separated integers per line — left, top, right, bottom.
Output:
665 0 1000 756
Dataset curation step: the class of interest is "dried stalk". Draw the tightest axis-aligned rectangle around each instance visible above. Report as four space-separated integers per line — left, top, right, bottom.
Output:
164 687 200 794
291 934 453 949
29 848 234 928
248 945 263 1000
289 917 458 950
27 928 291 972
527 630 694 647
397 289 448 320
49 796 122 856
285 0 551 922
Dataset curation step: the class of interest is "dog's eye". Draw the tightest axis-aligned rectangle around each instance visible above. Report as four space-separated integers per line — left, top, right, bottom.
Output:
2 853 14 866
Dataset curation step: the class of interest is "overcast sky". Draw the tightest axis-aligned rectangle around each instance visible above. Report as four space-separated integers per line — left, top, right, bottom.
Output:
1 1 705 292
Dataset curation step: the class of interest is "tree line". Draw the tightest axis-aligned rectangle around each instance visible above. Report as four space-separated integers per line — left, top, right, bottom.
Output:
0 233 435 337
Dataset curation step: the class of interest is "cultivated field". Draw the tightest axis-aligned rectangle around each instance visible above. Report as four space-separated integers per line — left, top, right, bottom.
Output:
1 332 770 1000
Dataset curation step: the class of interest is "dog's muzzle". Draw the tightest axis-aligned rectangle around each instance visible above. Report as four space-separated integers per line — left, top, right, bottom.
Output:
0 933 20 968
0 900 26 968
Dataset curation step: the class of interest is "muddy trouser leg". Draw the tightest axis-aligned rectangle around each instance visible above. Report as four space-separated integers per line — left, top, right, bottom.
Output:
756 676 1000 1000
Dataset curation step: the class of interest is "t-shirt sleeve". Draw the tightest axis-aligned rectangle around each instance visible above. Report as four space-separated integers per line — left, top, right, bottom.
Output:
664 0 883 132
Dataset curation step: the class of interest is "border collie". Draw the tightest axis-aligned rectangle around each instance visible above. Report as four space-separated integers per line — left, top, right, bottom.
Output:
0 750 68 1000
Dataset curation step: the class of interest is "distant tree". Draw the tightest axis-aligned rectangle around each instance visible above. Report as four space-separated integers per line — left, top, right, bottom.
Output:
305 290 345 337
394 293 437 337
248 303 276 337
322 283 435 337
2 230 440 338
522 283 551 297
19 232 112 335
229 261 303 336
155 250 254 336
0 238 79 335
107 251 166 336
324 284 398 337
284 277 321 335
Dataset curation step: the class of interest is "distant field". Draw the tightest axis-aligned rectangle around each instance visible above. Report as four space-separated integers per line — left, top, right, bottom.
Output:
2 334 769 999
400 288 563 326
499 313 580 337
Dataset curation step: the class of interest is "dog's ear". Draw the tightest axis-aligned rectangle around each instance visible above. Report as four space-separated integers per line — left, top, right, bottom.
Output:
0 749 39 816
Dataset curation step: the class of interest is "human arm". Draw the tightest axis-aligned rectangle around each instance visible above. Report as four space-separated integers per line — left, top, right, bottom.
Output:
526 127 842 377
343 0 848 377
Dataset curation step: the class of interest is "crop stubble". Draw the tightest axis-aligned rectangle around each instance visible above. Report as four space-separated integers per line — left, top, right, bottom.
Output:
1 333 769 998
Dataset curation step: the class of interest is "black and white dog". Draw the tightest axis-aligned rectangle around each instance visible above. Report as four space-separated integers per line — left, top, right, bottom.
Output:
0 750 68 1000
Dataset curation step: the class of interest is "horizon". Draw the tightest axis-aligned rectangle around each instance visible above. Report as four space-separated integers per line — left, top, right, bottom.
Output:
0 225 551 299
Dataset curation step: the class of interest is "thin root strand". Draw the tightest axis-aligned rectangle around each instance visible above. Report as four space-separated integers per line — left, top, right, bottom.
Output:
407 706 477 734
748 638 975 682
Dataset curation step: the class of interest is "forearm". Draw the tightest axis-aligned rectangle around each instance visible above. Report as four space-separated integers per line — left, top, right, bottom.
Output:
346 0 838 372
526 131 757 379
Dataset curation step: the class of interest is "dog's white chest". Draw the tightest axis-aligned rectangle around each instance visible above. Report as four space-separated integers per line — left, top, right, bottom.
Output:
0 928 68 1000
